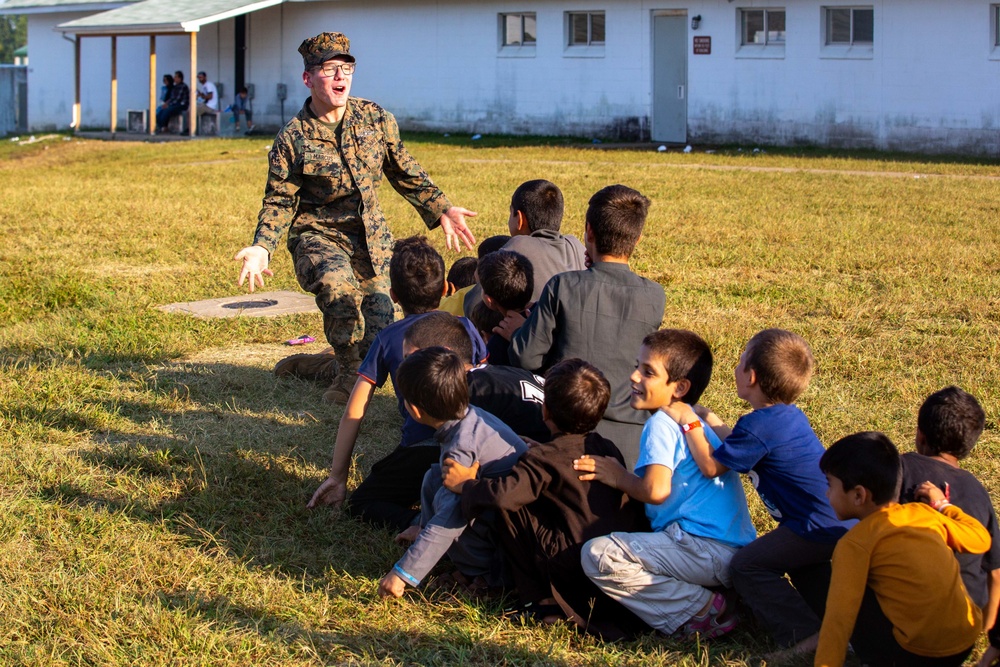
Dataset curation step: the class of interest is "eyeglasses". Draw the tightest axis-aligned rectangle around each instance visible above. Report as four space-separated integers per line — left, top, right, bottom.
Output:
315 62 355 77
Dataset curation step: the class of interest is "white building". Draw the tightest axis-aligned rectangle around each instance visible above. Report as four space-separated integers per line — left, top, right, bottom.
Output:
2 0 999 154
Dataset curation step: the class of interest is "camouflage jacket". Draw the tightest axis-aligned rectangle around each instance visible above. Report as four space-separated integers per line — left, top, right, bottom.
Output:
252 97 452 271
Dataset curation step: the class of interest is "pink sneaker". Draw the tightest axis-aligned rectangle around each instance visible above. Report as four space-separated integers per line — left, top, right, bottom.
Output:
680 591 738 639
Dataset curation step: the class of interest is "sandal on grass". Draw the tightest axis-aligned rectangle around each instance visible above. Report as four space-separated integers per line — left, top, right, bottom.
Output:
505 600 565 625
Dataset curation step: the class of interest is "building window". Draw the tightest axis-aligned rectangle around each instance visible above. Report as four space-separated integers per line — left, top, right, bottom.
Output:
994 5 1000 47
567 11 605 46
501 13 537 47
741 9 786 45
825 7 873 45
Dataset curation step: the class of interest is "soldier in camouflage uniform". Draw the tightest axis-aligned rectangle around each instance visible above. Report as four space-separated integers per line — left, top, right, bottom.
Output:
234 32 476 404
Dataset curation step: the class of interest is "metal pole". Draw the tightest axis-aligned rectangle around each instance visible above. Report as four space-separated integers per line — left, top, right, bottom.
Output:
73 36 81 131
110 36 117 135
149 35 156 134
189 31 197 137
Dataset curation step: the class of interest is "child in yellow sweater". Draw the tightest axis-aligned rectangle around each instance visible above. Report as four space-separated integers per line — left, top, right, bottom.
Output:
816 431 990 667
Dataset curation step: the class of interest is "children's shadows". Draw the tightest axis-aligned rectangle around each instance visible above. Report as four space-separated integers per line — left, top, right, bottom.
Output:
31 357 406 583
150 587 583 665
17 355 773 664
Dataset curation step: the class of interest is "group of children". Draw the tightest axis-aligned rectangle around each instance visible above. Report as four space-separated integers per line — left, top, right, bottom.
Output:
304 179 999 667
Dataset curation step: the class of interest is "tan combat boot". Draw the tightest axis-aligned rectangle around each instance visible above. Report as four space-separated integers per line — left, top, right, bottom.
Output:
273 347 339 380
322 372 358 405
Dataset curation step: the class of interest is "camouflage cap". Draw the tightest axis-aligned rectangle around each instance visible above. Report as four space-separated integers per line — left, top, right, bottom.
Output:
299 32 355 69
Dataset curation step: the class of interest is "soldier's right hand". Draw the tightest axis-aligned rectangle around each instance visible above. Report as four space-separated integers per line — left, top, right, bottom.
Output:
234 245 273 293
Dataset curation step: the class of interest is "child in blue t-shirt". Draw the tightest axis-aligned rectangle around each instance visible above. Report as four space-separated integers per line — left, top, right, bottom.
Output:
307 237 486 532
575 329 756 639
663 328 853 657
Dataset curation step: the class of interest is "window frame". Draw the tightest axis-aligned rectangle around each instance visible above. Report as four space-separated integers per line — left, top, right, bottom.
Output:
565 10 606 55
991 5 1000 59
499 12 538 50
737 7 786 58
821 5 874 59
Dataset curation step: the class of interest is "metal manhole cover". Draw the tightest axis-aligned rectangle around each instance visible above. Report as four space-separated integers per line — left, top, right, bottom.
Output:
222 299 279 310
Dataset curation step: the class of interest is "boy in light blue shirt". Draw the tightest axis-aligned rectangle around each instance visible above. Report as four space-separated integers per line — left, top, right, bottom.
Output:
575 329 755 639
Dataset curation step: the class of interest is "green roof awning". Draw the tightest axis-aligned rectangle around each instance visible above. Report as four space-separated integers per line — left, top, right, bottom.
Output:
56 0 284 35
13 44 27 56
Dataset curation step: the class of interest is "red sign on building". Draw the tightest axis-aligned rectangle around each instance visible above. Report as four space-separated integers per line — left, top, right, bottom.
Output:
693 36 711 55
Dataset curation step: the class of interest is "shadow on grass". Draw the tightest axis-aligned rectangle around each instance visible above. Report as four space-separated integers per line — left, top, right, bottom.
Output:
20 355 413 585
150 587 591 665
148 587 782 666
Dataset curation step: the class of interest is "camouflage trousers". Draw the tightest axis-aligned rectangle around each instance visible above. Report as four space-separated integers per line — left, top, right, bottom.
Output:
290 230 396 370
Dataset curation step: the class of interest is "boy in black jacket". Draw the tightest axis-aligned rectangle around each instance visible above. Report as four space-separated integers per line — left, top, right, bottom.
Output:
442 359 650 639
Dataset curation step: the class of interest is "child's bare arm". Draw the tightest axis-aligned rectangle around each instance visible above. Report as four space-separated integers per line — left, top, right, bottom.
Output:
660 403 729 479
693 404 733 440
984 569 1000 634
307 379 375 509
916 482 993 554
574 456 672 504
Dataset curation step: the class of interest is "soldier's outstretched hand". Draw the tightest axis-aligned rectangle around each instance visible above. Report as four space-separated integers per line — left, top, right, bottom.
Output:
440 207 477 252
234 245 273 293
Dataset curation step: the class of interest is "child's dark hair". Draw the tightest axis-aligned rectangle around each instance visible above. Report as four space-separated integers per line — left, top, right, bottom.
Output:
478 235 511 259
819 431 901 505
917 386 986 460
447 257 478 290
389 236 445 314
511 179 564 232
585 185 650 258
642 329 713 405
403 312 474 365
744 329 815 404
469 300 503 342
478 250 534 312
396 347 469 421
545 359 610 434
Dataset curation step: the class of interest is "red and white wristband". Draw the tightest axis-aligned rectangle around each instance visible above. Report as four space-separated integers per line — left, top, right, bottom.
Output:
681 421 702 434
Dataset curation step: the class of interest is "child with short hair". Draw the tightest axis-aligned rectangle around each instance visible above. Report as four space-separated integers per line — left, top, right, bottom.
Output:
575 329 756 639
446 256 478 291
404 312 549 444
440 359 650 639
478 249 534 367
898 386 1000 665
816 431 989 667
663 329 853 654
508 185 666 469
437 234 510 316
468 300 503 345
463 180 585 317
503 179 586 302
377 347 527 597
306 237 487 531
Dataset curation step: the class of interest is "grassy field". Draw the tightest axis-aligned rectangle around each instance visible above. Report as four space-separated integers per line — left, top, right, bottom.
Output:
1 132 999 666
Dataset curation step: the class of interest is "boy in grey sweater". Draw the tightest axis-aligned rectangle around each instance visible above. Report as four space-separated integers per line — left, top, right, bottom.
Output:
378 347 527 597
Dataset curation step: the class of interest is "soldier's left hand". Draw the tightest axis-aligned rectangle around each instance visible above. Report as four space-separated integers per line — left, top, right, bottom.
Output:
440 207 477 252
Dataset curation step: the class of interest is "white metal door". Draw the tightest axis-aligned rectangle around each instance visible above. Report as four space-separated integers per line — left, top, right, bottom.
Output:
652 13 688 143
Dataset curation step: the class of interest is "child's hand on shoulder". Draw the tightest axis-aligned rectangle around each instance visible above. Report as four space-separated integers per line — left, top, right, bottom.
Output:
661 401 698 426
378 571 407 598
494 310 527 342
442 457 480 493
915 480 950 509
574 454 626 489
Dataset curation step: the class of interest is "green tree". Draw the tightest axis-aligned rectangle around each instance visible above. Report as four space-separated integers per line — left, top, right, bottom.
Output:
0 15 27 64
